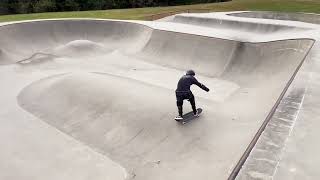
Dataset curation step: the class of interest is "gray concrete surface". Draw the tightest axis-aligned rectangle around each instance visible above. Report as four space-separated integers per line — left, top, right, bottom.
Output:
0 12 319 180
168 12 318 32
272 41 320 180
229 11 320 25
232 12 320 180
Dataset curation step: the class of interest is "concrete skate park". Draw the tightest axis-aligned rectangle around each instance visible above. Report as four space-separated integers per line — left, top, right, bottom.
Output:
0 11 320 180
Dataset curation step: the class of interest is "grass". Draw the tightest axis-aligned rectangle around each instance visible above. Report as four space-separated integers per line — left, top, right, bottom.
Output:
0 0 320 22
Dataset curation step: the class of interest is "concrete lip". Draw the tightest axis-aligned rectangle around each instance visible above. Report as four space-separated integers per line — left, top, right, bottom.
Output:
0 11 319 180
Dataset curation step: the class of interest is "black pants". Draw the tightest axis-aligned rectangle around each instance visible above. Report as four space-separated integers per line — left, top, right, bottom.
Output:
176 91 197 116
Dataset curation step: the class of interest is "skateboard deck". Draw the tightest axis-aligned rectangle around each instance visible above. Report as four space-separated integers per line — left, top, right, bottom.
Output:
175 108 202 124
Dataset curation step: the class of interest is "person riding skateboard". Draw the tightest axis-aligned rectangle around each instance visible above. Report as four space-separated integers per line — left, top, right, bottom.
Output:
175 70 210 120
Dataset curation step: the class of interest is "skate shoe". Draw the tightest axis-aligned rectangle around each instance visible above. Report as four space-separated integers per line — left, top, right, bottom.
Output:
194 110 200 117
175 115 183 121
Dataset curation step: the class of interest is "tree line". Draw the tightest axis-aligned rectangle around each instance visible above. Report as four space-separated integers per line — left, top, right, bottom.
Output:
0 0 228 15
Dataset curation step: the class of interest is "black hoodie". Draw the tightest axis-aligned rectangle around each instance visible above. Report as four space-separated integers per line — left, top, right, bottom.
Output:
176 75 209 93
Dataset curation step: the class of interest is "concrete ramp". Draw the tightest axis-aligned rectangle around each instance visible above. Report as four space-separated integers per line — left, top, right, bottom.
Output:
138 30 313 80
0 20 152 65
229 11 320 25
169 13 312 33
0 12 318 180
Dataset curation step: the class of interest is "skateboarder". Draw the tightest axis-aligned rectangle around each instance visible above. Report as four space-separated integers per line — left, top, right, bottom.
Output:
175 70 209 120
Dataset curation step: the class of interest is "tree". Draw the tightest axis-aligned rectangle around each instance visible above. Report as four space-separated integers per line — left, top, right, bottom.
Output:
87 0 106 10
19 0 36 13
112 0 130 8
7 0 20 14
0 0 230 15
156 0 169 6
64 0 80 11
55 0 66 11
0 0 9 15
105 0 116 9
34 0 56 13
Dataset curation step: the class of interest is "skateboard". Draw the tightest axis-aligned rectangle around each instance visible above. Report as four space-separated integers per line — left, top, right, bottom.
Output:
175 108 202 124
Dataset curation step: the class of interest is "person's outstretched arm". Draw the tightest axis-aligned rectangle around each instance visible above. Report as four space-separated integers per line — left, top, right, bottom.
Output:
192 77 210 92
